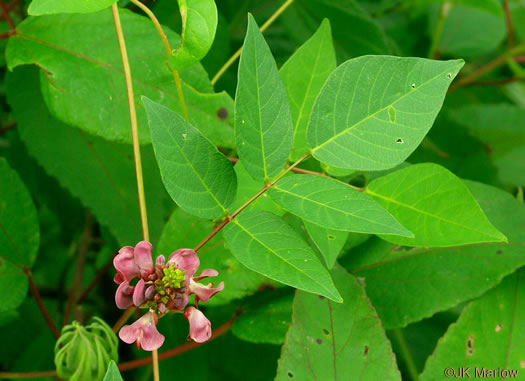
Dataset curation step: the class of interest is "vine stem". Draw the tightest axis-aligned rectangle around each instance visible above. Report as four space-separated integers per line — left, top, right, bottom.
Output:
449 43 525 91
427 1 450 59
129 0 189 120
0 311 241 379
75 258 113 305
392 329 419 381
25 268 60 339
503 0 514 50
211 0 296 85
0 0 15 31
112 4 157 380
112 307 136 332
194 153 309 252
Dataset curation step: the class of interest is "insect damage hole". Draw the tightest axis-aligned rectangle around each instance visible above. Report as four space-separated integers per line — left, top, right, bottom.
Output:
322 328 330 336
287 371 294 378
466 335 475 356
495 324 503 332
396 138 404 144
447 73 453 79
411 83 416 89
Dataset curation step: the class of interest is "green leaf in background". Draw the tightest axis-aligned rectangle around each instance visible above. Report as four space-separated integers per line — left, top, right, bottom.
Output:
7 66 167 246
366 163 506 247
280 18 336 161
495 146 525 186
351 180 525 329
6 9 234 147
304 220 348 268
420 269 525 380
144 97 236 219
0 159 39 312
157 208 270 305
431 1 505 58
450 104 525 158
276 266 401 381
270 174 413 237
103 361 123 381
223 211 342 302
169 0 218 70
280 0 392 61
307 56 464 171
28 0 117 15
232 292 293 345
235 14 293 181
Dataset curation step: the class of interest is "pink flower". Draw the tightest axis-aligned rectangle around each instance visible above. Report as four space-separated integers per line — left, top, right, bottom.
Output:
113 241 224 349
184 307 212 343
119 311 165 351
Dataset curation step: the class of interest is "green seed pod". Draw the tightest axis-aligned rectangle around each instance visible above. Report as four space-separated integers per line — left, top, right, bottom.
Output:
55 317 118 381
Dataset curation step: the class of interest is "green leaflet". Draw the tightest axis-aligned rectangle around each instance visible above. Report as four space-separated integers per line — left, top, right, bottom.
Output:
280 0 392 61
7 66 167 246
169 0 218 70
420 269 525 380
0 159 39 311
495 146 525 186
276 266 401 381
269 174 413 236
6 8 234 147
351 180 525 329
103 361 123 381
235 14 293 181
223 211 342 302
365 163 506 247
157 209 271 305
307 56 464 170
28 0 117 15
143 97 236 219
280 19 336 161
304 220 348 268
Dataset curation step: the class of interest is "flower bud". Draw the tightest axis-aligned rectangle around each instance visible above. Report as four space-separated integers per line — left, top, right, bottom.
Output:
55 317 118 381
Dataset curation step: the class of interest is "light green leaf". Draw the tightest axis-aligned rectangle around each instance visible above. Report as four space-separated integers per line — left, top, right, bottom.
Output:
304 220 348 268
269 174 413 237
103 361 123 381
6 9 234 147
450 104 525 158
307 56 464 170
0 159 39 311
420 269 525 381
276 266 401 381
351 180 525 328
223 211 342 302
366 163 506 247
28 0 117 15
280 19 336 161
232 292 293 345
7 66 167 246
143 97 236 219
169 0 218 70
235 14 293 181
280 0 392 61
157 209 271 305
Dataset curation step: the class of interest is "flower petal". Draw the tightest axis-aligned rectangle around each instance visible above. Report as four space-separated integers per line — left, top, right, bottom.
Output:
118 312 164 351
193 269 218 282
145 285 155 300
133 279 146 307
119 323 140 344
167 249 199 279
134 241 154 276
184 307 212 343
189 280 224 306
113 246 139 283
115 281 134 309
167 294 189 311
155 255 166 266
140 323 165 351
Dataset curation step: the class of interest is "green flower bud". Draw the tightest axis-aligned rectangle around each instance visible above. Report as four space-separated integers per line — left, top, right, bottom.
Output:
55 317 118 381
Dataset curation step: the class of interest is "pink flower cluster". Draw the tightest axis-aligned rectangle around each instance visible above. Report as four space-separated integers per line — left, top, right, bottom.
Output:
113 241 224 351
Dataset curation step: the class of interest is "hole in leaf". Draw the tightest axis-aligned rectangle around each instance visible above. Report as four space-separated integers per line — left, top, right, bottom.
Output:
411 83 416 89
521 360 525 369
316 338 322 344
447 73 452 79
322 328 329 336
496 250 503 255
396 138 404 144
495 324 503 332
363 345 369 356
388 106 396 122
287 371 294 378
466 335 474 356
182 133 187 140
327 235 336 240
216 107 228 120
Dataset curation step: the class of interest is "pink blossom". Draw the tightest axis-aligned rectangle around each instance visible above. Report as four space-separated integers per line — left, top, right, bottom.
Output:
184 307 212 343
119 311 165 351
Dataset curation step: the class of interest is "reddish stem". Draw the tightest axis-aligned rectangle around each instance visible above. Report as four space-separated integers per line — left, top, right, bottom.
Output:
113 307 136 332
25 269 61 339
76 259 113 305
0 122 16 134
0 370 58 379
503 0 514 50
0 0 15 30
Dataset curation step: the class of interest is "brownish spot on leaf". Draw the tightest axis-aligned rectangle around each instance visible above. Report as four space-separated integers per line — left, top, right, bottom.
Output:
216 107 228 120
363 345 369 356
316 338 322 344
495 324 503 332
467 335 474 356
287 371 294 378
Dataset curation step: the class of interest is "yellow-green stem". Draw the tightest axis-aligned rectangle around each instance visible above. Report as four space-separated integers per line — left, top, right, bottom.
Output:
130 0 189 120
392 329 419 381
112 3 150 242
152 349 160 381
211 0 296 85
428 1 450 59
